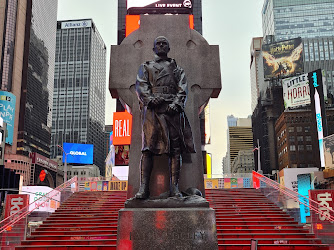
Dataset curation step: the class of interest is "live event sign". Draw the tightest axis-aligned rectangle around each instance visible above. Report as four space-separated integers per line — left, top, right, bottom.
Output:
113 111 132 145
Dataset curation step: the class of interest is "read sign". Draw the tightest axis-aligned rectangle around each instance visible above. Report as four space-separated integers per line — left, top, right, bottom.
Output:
113 111 132 145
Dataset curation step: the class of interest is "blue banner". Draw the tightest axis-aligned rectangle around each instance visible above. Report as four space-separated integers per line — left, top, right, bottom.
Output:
0 91 16 145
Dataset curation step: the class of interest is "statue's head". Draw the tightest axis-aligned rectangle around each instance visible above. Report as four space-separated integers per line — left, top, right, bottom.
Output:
153 36 170 57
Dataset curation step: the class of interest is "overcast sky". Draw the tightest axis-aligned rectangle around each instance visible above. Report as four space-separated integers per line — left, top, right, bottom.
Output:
57 0 264 175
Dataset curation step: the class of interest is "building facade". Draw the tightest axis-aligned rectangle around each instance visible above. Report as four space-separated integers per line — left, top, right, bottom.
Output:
226 116 253 174
51 19 106 175
262 0 334 43
0 0 58 185
17 0 58 158
231 150 255 174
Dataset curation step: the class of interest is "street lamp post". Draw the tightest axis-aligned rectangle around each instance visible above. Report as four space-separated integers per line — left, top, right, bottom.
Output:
253 139 263 174
57 145 69 183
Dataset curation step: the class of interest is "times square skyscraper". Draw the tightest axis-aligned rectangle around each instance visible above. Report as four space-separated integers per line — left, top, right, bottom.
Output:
262 0 334 42
51 19 106 174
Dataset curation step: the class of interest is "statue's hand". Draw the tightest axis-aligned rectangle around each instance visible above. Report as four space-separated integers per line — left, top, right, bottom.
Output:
150 97 164 107
167 103 179 114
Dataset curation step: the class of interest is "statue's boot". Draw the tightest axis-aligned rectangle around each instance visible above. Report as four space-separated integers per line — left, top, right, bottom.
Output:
135 152 153 199
169 153 182 197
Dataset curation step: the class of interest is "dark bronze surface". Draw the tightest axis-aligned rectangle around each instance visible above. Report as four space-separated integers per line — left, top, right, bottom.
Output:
134 36 195 200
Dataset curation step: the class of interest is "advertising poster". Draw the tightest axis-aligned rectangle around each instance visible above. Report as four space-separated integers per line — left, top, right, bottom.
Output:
0 91 16 145
262 38 303 79
63 143 94 164
113 111 132 145
97 181 103 191
102 181 108 191
84 182 91 191
20 186 60 213
115 145 130 166
224 178 231 189
231 178 238 188
282 73 310 109
238 178 244 188
323 134 334 169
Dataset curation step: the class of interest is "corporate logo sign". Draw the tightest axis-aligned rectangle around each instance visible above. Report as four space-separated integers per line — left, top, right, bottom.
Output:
63 143 94 164
61 20 92 29
127 0 193 14
282 73 310 109
0 91 16 145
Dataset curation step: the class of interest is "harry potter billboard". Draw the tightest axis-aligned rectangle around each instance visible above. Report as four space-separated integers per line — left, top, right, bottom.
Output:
262 38 303 79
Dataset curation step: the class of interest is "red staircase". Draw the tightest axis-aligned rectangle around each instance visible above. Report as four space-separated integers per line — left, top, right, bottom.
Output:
16 191 127 250
206 188 329 250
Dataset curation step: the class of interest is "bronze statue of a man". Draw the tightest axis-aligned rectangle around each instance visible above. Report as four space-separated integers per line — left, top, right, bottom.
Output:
135 36 195 199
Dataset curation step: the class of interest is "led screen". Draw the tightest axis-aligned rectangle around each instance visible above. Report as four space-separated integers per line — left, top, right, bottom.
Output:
63 143 94 164
127 0 193 14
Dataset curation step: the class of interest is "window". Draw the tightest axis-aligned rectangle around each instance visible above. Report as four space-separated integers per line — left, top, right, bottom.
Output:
297 136 303 142
306 136 312 141
289 136 295 142
290 145 296 151
298 145 304 151
306 145 312 151
296 127 302 132
289 127 294 133
305 126 310 132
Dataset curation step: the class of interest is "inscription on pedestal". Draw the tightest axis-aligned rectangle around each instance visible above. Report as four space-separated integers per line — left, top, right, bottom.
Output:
117 208 218 250
129 230 206 241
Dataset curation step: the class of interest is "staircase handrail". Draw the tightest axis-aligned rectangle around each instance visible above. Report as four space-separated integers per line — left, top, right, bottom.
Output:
252 171 334 222
0 176 78 234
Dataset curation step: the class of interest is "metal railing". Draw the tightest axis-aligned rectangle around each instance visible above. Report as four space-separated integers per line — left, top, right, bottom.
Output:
252 171 334 247
0 176 78 249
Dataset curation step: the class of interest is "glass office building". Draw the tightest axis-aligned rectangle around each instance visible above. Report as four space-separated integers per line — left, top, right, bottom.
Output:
262 0 334 42
51 19 106 174
17 0 58 158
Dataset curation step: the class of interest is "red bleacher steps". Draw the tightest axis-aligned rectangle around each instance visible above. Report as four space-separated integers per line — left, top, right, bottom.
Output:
16 191 127 250
206 188 329 250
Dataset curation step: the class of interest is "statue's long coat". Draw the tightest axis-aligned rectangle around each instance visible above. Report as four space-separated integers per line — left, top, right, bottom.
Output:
135 56 195 155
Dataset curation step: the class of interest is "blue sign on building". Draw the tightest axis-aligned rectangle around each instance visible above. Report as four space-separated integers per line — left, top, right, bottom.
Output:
63 143 94 164
0 91 16 145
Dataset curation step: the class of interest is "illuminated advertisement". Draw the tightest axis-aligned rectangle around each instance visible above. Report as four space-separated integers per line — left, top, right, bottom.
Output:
309 190 334 246
262 38 303 79
115 145 130 166
0 91 16 145
127 0 193 14
282 73 310 109
63 143 94 164
113 111 132 145
308 69 327 168
297 173 312 223
324 134 334 169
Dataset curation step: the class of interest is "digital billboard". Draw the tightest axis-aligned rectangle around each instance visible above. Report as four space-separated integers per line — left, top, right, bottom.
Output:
282 73 310 109
113 111 132 145
127 0 193 14
62 143 94 164
0 91 16 145
308 69 327 168
262 38 303 79
115 145 130 166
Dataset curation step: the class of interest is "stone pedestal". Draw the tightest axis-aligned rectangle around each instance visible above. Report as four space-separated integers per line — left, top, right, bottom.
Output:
116 208 218 250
